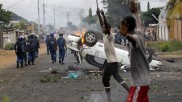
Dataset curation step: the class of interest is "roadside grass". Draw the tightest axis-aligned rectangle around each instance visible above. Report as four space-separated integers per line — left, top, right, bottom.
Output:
146 41 182 52
0 80 9 84
40 74 60 83
2 96 10 102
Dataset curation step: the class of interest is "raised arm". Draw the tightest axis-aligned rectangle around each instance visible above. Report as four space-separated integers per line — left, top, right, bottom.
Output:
100 9 110 35
96 8 104 28
130 0 142 30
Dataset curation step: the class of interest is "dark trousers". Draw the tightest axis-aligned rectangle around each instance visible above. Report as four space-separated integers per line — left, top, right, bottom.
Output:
23 53 27 63
102 62 124 87
46 44 49 54
28 52 35 62
59 48 65 61
17 55 24 64
35 49 39 58
50 50 56 61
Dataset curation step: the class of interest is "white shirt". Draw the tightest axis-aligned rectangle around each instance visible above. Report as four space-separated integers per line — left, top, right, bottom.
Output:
103 33 117 63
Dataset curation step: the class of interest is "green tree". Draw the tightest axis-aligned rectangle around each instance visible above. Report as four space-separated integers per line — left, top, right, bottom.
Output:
101 0 131 26
82 8 98 25
147 1 150 12
0 4 11 28
141 8 160 26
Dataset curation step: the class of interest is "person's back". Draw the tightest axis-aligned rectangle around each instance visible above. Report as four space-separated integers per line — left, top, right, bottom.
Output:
49 37 57 51
14 40 23 55
127 32 150 86
26 38 34 52
57 37 65 49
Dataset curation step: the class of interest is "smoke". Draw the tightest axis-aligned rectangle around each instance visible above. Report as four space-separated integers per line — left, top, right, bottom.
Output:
88 93 104 102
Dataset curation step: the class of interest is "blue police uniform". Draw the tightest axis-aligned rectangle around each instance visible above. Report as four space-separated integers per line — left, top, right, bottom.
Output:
48 33 57 63
27 35 35 65
14 37 25 68
57 35 66 64
45 35 50 55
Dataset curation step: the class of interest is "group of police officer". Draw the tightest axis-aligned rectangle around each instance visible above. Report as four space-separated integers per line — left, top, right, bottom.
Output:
45 33 67 64
14 34 40 68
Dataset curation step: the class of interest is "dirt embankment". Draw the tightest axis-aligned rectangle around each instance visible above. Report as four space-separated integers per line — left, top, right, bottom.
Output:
0 44 47 69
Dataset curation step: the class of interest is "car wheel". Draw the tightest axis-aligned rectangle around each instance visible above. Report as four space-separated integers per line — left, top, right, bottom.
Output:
146 47 153 63
84 30 98 47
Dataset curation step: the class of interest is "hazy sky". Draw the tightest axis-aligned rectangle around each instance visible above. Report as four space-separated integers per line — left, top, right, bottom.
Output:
0 0 167 27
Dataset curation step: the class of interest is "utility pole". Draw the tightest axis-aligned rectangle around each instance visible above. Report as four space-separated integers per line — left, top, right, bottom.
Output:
43 0 45 32
67 12 70 33
0 28 3 49
37 0 40 35
54 9 55 30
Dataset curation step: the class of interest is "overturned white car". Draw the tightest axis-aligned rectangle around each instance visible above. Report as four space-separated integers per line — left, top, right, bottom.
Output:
67 30 163 70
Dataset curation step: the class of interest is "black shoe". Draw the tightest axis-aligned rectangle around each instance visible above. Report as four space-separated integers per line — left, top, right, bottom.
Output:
59 60 61 63
25 63 28 66
55 59 57 62
52 60 54 63
21 63 23 68
62 60 64 64
17 63 19 68
28 61 30 65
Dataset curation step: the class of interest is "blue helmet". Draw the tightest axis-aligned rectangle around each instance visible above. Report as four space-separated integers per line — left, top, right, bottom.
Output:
50 32 54 37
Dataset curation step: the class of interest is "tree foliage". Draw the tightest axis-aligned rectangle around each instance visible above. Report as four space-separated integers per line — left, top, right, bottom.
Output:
147 2 150 12
82 8 98 25
101 0 131 26
141 8 160 26
0 4 11 28
11 12 29 23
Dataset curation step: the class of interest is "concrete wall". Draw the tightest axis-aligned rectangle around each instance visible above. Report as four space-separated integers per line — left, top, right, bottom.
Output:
157 7 169 41
3 31 17 48
173 19 182 41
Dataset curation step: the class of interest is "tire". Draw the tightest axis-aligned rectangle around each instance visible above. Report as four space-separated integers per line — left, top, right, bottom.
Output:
85 54 103 69
84 30 98 47
146 47 153 63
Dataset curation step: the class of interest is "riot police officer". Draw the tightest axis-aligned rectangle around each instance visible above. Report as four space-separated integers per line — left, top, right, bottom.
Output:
57 33 67 64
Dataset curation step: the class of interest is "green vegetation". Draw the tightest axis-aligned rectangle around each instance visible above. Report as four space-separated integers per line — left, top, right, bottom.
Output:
0 79 9 84
40 75 59 83
4 43 14 50
147 41 182 52
11 12 29 23
82 8 98 25
101 0 131 26
2 96 10 102
0 4 11 28
141 8 160 26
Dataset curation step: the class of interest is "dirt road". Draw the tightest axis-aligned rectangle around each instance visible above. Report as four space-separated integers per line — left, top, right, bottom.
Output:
0 45 182 102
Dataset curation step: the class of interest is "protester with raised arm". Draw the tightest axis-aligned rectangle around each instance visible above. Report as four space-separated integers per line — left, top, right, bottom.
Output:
120 0 150 102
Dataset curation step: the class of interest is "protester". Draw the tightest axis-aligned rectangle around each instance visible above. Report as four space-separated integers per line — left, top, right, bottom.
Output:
57 33 67 64
96 7 129 102
48 33 57 63
120 0 150 102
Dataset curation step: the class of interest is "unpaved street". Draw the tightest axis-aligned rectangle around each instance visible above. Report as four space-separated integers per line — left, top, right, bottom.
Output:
0 44 182 102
